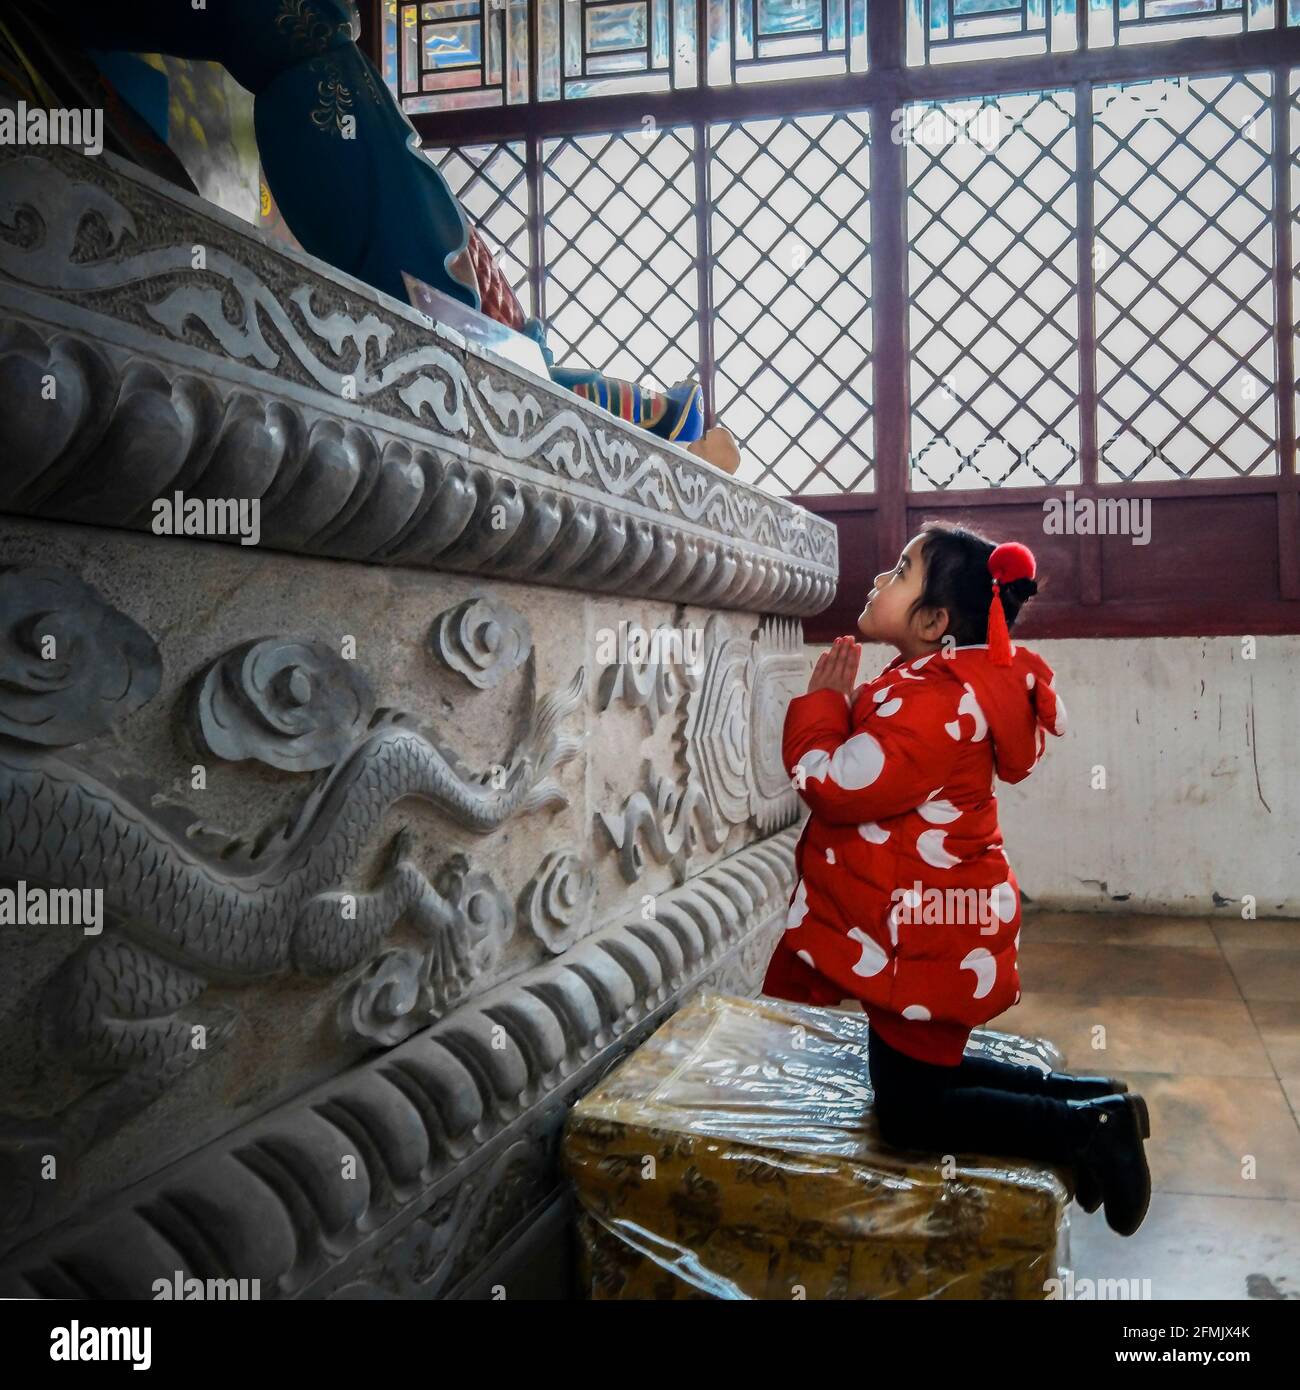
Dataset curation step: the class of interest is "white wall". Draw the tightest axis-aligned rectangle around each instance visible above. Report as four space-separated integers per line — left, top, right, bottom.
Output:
805 636 1299 918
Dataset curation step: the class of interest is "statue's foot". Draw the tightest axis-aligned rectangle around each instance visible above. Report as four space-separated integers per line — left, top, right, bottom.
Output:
548 367 705 444
687 425 741 475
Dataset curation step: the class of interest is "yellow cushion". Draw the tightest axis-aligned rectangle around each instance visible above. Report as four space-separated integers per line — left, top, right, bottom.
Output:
563 991 1070 1300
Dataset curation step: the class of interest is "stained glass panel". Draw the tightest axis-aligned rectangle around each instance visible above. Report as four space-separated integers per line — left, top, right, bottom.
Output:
381 0 400 90
387 0 529 112
908 91 1081 489
908 0 1078 67
538 0 697 98
383 0 875 104
714 0 868 84
1092 73 1276 480
1090 0 1275 48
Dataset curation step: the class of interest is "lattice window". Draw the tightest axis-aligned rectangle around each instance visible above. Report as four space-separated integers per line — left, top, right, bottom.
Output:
710 113 873 494
541 127 700 389
388 0 530 114
908 92 1079 490
1093 73 1276 481
1091 0 1275 48
907 0 1078 67
426 141 534 316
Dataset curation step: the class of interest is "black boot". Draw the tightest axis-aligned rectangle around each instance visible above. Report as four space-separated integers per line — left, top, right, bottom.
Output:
1072 1162 1103 1213
1042 1071 1129 1100
1064 1093 1151 1236
1066 1079 1135 1212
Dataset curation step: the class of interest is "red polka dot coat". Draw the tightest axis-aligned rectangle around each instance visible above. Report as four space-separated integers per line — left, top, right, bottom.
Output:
762 644 1067 1065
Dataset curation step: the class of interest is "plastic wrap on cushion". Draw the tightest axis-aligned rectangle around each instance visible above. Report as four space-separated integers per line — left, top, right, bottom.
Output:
563 992 1071 1300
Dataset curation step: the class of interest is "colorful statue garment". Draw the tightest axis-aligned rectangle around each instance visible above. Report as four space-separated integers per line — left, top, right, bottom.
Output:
548 370 705 445
13 0 706 445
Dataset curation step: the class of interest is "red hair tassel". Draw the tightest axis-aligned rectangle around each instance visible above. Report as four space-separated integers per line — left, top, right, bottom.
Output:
987 542 1036 666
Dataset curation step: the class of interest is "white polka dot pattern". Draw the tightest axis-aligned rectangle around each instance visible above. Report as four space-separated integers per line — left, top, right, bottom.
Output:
776 645 1060 1039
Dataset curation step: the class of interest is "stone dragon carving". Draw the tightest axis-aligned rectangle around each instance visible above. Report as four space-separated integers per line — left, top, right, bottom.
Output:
0 141 831 1295
0 826 800 1296
0 566 585 1206
336 848 516 1047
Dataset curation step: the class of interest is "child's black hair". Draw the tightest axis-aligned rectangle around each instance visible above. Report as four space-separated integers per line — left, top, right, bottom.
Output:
906 521 1040 646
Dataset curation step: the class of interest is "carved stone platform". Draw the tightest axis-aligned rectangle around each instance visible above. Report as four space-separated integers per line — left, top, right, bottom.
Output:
0 144 836 1298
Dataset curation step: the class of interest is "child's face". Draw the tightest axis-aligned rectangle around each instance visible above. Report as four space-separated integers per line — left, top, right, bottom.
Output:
857 533 948 652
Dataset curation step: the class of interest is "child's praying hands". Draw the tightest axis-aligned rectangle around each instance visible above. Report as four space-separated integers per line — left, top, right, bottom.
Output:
807 635 861 697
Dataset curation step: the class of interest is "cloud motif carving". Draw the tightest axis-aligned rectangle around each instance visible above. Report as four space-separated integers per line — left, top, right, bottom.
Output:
431 595 532 690
194 636 375 771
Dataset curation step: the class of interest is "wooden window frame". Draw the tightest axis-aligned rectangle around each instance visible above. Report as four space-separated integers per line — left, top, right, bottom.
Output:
359 0 1300 638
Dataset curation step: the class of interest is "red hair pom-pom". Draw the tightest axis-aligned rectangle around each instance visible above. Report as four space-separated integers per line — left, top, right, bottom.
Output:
986 542 1035 666
988 541 1037 586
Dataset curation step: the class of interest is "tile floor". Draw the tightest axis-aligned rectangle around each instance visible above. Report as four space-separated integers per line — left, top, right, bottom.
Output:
1011 911 1300 1301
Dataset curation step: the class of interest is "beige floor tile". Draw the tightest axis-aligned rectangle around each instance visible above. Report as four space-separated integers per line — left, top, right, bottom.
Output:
1125 1072 1300 1200
1212 921 1300 951
1066 1193 1300 1301
1220 946 1300 1003
1005 992 1273 1078
1282 1078 1300 1122
1024 912 1217 948
1018 941 1241 1001
1248 1001 1300 1080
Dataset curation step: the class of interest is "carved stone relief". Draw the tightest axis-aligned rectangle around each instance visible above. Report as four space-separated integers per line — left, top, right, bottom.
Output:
595 762 730 887
591 613 808 887
594 619 703 731
193 636 375 770
0 142 823 1298
0 149 839 618
0 565 585 1224
683 614 806 834
430 595 532 690
0 824 798 1296
0 567 161 744
518 850 596 957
